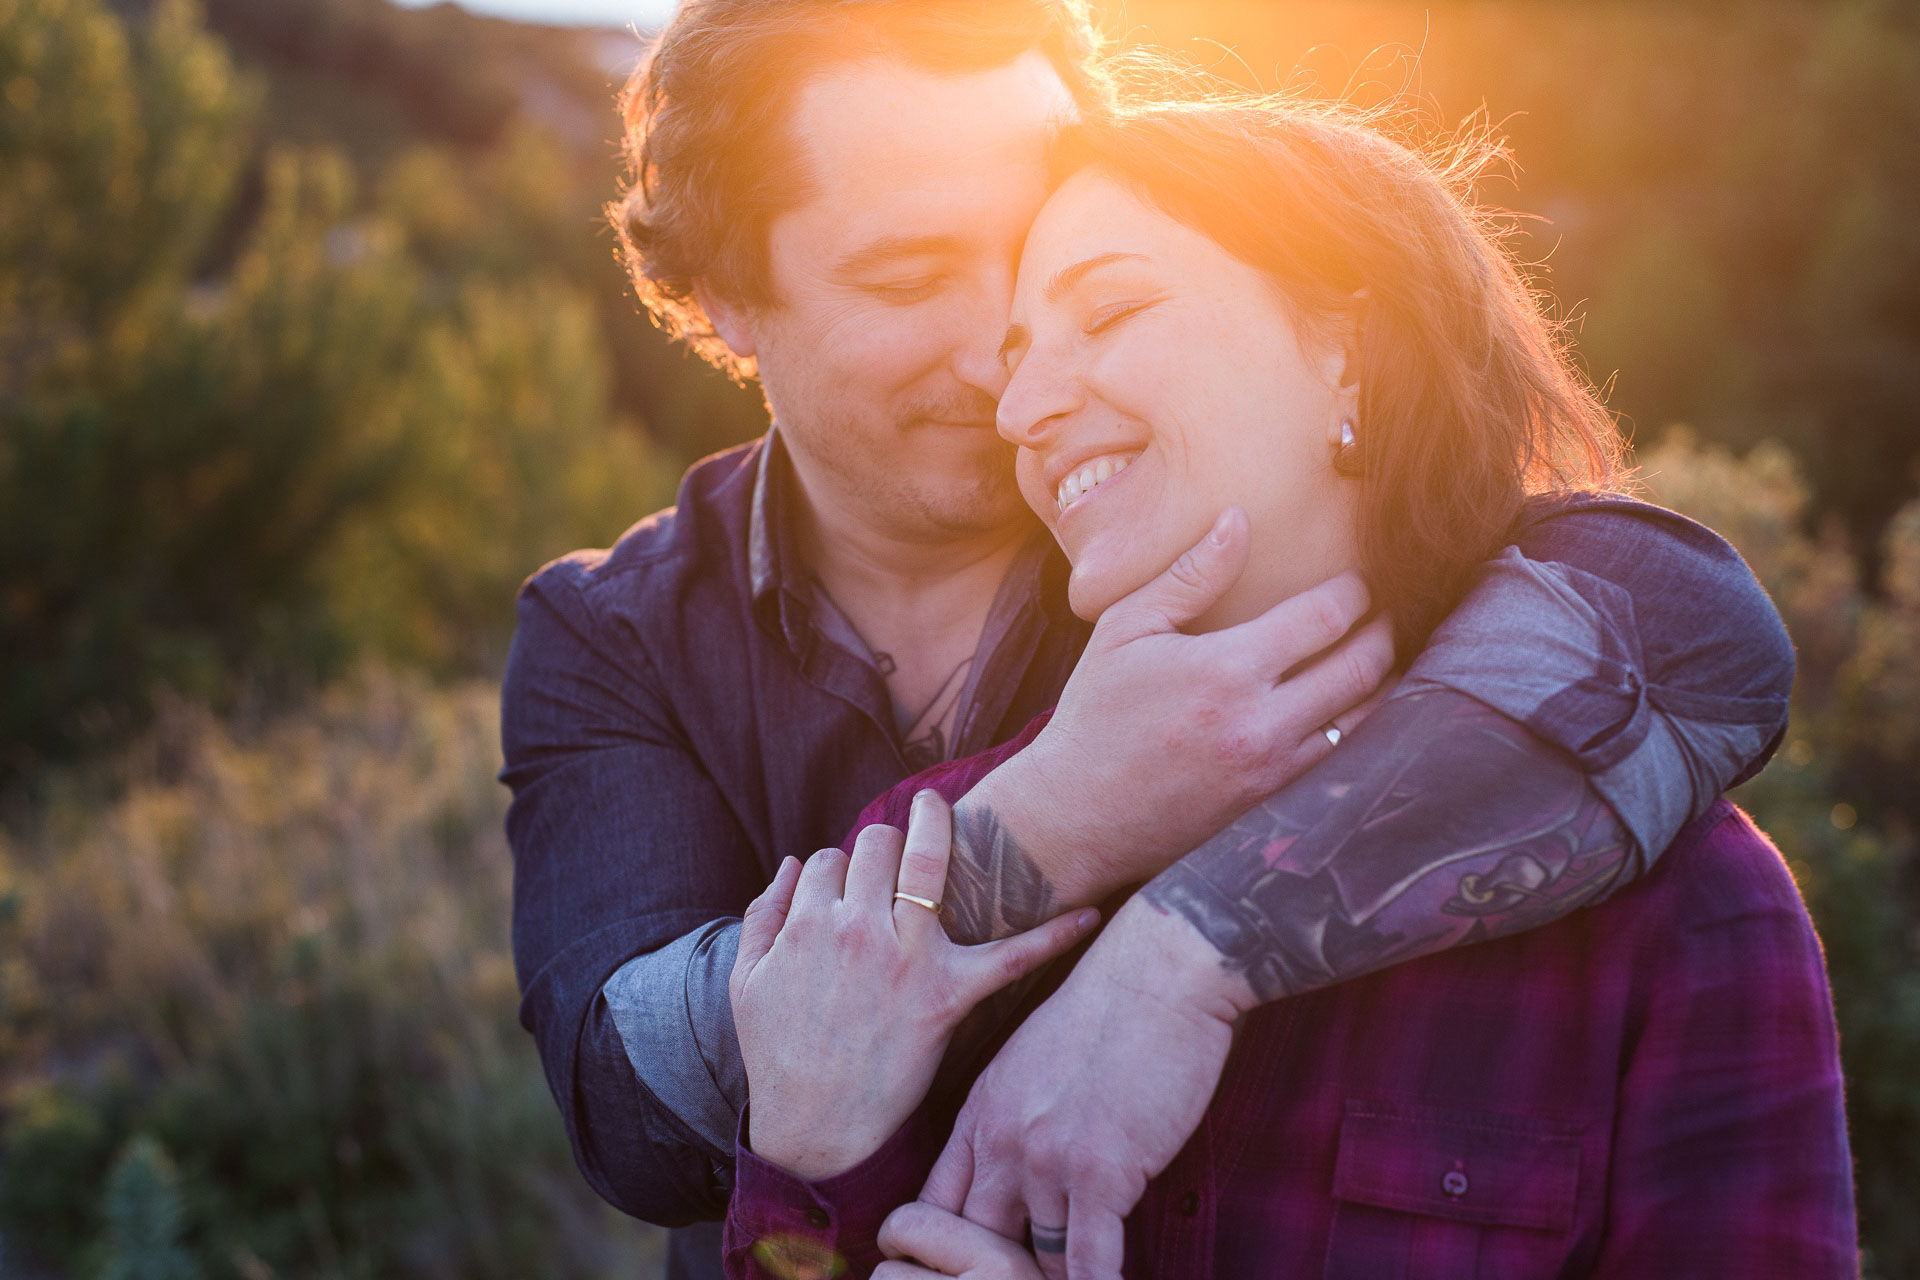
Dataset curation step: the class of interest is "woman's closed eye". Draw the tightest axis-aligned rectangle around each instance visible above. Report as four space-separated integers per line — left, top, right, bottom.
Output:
1084 298 1157 336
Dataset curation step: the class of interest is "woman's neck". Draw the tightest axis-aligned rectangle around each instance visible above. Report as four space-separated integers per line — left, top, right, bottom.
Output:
1192 512 1364 635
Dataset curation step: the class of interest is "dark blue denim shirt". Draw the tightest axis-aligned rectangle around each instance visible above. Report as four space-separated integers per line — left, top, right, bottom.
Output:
500 429 1794 1266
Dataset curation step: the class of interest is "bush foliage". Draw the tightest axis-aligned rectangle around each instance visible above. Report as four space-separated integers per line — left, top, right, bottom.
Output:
0 0 670 777
0 671 663 1277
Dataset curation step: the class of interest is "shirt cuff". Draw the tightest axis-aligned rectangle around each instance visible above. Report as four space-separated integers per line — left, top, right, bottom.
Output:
724 1106 939 1278
601 919 746 1157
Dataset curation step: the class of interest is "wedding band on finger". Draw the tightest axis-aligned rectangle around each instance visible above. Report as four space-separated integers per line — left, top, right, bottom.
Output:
1029 1224 1068 1255
1321 723 1343 748
893 891 942 914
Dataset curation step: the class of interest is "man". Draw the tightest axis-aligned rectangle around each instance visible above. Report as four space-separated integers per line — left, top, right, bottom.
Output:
500 3 1795 1276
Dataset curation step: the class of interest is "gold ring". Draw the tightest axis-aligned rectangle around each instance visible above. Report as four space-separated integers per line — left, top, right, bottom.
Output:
893 891 942 914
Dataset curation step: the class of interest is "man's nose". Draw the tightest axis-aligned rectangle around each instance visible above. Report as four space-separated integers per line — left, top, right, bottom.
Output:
996 346 1083 448
951 273 1018 401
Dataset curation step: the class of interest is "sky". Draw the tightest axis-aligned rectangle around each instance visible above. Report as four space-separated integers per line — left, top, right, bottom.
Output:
392 0 676 29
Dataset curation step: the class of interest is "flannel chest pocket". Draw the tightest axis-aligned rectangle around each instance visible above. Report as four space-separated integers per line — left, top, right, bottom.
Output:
1323 1100 1586 1280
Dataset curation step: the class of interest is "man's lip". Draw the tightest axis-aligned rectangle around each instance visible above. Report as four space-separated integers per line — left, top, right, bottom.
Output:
921 418 999 430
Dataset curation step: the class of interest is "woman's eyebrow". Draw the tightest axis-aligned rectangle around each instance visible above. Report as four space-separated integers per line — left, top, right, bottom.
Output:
1042 251 1148 303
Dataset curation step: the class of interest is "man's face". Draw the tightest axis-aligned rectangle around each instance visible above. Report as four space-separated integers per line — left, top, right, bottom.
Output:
726 52 1075 542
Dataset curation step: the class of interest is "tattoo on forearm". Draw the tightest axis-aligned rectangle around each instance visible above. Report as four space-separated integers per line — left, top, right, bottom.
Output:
943 802 1058 944
1140 690 1639 1004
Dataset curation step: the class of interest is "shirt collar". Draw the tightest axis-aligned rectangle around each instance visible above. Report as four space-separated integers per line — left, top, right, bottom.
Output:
746 424 790 606
746 421 1082 664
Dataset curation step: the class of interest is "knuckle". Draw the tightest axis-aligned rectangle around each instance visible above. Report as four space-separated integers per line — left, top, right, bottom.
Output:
900 846 945 883
855 822 903 850
1213 720 1261 772
1308 590 1349 642
1168 547 1206 587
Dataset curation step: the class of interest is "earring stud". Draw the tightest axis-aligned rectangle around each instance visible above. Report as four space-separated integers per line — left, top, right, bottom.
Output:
1339 419 1356 449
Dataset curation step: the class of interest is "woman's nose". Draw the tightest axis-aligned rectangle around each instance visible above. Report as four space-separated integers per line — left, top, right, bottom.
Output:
995 348 1084 447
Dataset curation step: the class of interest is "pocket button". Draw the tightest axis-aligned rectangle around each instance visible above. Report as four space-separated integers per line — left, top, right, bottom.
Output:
1441 1169 1469 1198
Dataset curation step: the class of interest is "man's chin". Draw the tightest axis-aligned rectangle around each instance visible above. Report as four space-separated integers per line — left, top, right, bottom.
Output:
912 477 1035 539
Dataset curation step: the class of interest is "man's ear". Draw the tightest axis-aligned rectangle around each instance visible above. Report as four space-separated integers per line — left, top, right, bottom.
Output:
696 282 759 360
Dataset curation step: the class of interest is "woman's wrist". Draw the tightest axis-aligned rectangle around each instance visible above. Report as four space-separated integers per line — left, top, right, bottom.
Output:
748 1101 893 1183
957 748 1105 915
1097 891 1261 1023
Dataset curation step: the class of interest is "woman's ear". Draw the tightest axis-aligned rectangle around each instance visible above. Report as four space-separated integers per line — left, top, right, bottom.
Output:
1337 289 1368 389
696 282 759 360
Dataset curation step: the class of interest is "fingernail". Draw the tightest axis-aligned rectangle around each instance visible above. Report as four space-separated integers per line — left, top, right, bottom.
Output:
1208 510 1234 546
1076 909 1100 932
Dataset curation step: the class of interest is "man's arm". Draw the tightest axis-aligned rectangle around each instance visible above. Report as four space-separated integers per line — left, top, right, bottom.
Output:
1142 688 1632 999
1146 498 1795 996
502 563 764 1225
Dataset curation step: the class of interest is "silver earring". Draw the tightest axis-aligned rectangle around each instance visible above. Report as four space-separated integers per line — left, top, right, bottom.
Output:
1333 417 1361 477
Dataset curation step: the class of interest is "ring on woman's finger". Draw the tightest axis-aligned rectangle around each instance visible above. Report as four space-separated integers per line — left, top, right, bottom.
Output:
1321 723 1343 748
1028 1224 1067 1255
893 890 942 914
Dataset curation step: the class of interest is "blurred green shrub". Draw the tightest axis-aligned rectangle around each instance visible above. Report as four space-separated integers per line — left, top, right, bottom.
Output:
1643 431 1920 1279
0 669 662 1278
0 0 670 780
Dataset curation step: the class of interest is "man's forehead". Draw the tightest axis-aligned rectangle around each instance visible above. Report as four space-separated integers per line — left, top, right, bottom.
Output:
785 51 1074 203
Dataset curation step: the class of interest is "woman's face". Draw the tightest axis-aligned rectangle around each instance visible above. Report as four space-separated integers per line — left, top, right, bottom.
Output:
998 170 1362 627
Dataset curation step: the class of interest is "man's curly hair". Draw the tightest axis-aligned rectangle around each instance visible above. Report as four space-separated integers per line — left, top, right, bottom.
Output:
609 0 1112 381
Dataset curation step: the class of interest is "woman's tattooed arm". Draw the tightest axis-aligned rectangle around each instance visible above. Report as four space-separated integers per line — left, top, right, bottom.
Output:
940 802 1060 945
1138 688 1637 1003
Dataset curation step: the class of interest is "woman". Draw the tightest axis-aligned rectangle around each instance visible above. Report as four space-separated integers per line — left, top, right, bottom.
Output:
723 93 1853 1279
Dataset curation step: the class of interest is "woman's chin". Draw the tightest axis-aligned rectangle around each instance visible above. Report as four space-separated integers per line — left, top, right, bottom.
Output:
1067 555 1154 622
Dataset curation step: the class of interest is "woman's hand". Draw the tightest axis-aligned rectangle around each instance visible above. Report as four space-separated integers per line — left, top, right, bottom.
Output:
874 1202 1045 1279
731 790 1098 1182
920 897 1251 1280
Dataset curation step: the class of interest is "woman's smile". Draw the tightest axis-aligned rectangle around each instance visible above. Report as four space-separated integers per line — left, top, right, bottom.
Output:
999 170 1362 628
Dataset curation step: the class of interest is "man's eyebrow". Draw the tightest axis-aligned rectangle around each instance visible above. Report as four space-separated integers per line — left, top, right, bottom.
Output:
997 322 1029 365
1042 251 1148 304
833 234 965 277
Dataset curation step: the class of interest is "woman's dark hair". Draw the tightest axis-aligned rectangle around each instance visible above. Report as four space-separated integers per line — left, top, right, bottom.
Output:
1053 88 1622 650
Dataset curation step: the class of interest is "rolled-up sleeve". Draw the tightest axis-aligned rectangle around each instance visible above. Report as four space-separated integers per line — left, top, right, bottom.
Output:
1398 498 1795 870
602 920 748 1157
723 1108 939 1280
501 560 764 1224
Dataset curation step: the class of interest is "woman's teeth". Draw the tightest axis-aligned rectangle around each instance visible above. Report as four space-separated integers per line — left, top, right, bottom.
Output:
1055 454 1133 514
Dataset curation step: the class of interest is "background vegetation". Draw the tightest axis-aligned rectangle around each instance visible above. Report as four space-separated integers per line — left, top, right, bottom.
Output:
1 0 1915 1276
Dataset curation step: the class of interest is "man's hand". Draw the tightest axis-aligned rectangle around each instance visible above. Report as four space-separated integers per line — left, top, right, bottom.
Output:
919 897 1253 1280
731 793 1098 1182
945 508 1393 939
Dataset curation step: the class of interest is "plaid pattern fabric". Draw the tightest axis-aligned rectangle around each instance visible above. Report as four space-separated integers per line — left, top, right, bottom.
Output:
724 725 1856 1279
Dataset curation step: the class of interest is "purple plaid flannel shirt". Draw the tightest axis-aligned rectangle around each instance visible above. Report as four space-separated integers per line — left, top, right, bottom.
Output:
723 719 1856 1280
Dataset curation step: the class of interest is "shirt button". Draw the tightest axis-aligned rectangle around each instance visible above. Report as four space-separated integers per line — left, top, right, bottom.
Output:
1442 1169 1469 1198
1177 1191 1200 1217
804 1207 830 1229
